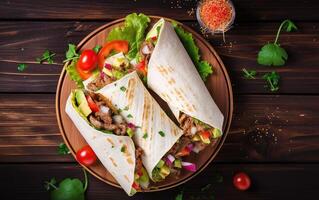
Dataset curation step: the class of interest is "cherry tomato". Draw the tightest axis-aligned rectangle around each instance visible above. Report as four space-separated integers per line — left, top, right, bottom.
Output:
233 172 251 191
77 49 98 71
86 95 99 113
76 145 97 166
98 40 129 69
76 62 92 80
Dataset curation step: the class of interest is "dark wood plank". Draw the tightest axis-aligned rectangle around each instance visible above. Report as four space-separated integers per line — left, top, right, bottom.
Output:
1 163 318 200
0 0 319 21
1 94 318 163
0 21 318 94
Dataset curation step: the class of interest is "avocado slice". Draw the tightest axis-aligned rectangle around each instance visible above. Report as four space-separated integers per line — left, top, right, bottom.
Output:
78 101 92 117
159 165 170 179
139 168 150 189
156 160 165 168
146 18 164 40
174 159 182 168
74 90 92 117
74 89 86 105
191 134 201 142
199 133 211 144
212 129 222 138
126 128 134 137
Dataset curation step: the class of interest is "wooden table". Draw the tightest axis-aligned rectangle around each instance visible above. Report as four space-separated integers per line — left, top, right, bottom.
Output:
1 0 318 199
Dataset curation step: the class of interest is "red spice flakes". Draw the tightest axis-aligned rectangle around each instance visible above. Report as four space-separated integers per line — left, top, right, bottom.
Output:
198 0 234 32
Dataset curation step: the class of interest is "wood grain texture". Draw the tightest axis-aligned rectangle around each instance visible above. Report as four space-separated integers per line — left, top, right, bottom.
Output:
0 21 318 93
1 94 318 163
0 0 319 21
1 163 318 200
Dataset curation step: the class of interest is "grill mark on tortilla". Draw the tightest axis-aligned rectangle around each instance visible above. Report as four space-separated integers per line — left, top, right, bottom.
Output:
157 66 169 75
126 78 136 106
126 157 134 165
124 175 130 183
107 138 115 147
109 157 118 167
167 66 174 72
168 78 176 85
141 92 151 136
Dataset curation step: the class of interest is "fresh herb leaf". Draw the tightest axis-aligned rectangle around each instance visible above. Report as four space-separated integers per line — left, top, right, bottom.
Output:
64 44 79 63
263 71 280 92
257 19 297 66
117 108 123 113
143 132 148 139
120 86 126 92
158 131 165 137
17 63 27 72
123 105 129 111
66 61 84 88
36 50 56 64
93 45 102 53
127 114 133 118
242 68 257 79
175 191 183 200
121 145 126 153
107 13 150 59
45 168 88 200
57 143 71 155
172 22 213 81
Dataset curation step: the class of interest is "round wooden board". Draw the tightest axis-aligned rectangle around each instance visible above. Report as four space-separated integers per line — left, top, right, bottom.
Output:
56 16 233 192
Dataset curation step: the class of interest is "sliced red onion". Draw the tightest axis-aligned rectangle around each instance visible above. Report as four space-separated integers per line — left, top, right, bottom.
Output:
181 162 197 172
104 63 112 70
190 126 197 135
113 114 123 124
127 123 136 129
141 45 151 54
100 105 109 113
100 71 105 79
186 143 194 152
166 154 175 165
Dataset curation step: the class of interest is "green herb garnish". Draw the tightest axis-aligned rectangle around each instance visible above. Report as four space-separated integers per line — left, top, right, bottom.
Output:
93 45 102 53
263 71 280 92
158 131 165 137
127 114 133 118
120 86 126 92
257 20 297 66
175 191 183 200
44 168 88 200
36 50 56 64
120 145 126 153
57 143 70 155
242 68 257 79
123 105 129 111
143 132 148 139
17 63 27 72
64 44 80 63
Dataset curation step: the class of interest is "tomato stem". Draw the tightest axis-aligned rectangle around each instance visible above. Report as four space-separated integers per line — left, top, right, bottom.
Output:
83 168 88 192
274 19 289 44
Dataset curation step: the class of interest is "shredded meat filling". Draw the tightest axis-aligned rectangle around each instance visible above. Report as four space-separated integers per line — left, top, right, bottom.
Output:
87 74 114 91
139 41 154 65
135 147 144 172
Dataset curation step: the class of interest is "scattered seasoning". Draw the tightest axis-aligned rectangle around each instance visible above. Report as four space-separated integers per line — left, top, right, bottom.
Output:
17 63 27 72
158 131 165 137
198 0 234 33
123 105 129 111
127 114 133 118
143 133 148 139
242 68 257 79
120 86 126 92
36 50 56 64
120 145 126 153
57 143 70 155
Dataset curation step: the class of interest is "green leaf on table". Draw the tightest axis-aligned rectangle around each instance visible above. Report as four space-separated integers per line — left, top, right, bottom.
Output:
242 68 257 79
172 22 213 81
257 44 288 66
263 71 280 92
64 44 79 63
175 191 183 200
17 63 27 72
57 143 70 155
36 50 56 64
283 20 298 32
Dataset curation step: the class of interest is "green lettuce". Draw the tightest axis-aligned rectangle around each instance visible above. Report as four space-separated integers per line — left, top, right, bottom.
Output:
66 61 84 89
107 13 150 59
172 22 213 81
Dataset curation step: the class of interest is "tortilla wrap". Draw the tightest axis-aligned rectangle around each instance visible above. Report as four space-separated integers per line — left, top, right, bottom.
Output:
65 93 136 195
147 19 224 132
95 71 183 179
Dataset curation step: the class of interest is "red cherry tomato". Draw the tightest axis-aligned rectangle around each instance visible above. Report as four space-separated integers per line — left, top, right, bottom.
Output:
86 95 99 113
77 49 98 71
233 172 251 191
76 145 97 166
98 40 129 69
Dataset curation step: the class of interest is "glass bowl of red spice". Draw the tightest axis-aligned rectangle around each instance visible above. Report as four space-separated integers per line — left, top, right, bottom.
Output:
196 0 235 34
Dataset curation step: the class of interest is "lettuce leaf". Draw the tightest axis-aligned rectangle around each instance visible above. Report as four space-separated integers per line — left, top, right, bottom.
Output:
172 22 213 81
107 13 150 59
66 61 84 89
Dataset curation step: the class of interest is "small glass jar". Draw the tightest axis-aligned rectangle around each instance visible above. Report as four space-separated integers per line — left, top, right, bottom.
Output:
196 0 236 34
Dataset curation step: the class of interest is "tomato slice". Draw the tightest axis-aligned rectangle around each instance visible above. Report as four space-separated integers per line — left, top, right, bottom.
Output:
136 60 147 76
132 182 140 190
76 145 97 166
76 61 92 80
98 40 129 69
176 146 191 157
151 36 157 41
86 95 99 113
200 131 211 139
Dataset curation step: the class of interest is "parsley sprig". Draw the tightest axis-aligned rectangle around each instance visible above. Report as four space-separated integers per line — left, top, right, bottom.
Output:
57 143 70 155
64 44 79 63
36 50 56 64
263 71 280 92
242 68 256 79
257 20 297 66
17 63 27 72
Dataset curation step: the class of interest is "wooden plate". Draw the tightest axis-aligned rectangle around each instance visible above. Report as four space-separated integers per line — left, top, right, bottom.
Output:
56 16 233 192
